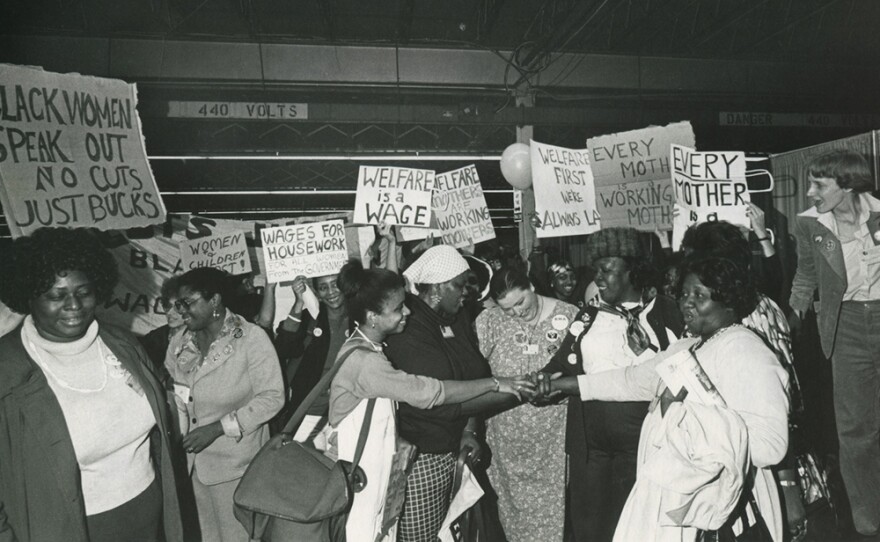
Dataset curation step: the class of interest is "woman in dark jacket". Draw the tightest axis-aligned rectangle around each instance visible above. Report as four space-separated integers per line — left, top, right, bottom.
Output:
0 227 183 542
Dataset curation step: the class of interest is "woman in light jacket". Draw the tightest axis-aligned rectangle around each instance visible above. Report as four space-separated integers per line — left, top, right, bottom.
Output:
166 267 284 542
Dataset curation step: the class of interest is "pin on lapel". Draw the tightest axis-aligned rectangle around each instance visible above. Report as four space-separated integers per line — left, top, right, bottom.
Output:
824 239 836 252
814 235 823 244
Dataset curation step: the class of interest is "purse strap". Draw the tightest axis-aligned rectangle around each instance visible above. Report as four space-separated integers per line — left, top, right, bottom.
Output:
280 343 376 474
280 344 365 435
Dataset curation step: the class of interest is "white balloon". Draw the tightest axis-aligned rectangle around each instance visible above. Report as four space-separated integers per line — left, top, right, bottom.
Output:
500 143 532 189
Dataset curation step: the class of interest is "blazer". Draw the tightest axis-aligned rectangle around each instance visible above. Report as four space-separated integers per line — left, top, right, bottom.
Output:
0 322 184 542
166 312 284 486
789 193 880 358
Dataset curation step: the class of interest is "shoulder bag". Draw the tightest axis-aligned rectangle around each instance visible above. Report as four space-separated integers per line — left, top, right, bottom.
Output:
234 346 373 542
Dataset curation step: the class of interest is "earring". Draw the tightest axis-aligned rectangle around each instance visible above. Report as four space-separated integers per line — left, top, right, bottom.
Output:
212 308 222 319
430 293 441 307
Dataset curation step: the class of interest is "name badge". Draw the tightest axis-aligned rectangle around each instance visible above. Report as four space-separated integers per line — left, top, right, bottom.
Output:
523 344 539 355
441 326 455 338
173 382 192 405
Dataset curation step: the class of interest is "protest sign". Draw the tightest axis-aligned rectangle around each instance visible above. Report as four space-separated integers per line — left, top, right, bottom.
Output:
530 141 600 238
353 165 435 227
180 230 251 276
432 165 495 248
670 144 750 249
586 121 694 231
0 63 166 238
260 219 348 283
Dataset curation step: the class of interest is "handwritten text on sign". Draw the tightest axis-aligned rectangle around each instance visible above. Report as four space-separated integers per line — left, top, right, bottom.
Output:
530 141 600 239
433 165 495 248
670 145 750 250
353 166 435 227
586 121 695 231
180 231 251 276
0 63 166 237
260 220 348 283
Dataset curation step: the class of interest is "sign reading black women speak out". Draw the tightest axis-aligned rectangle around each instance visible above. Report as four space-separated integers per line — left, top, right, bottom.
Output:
260 219 349 283
353 165 435 228
586 122 694 231
0 64 166 238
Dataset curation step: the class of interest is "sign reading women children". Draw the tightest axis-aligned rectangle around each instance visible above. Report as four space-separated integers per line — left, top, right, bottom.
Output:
0 63 166 238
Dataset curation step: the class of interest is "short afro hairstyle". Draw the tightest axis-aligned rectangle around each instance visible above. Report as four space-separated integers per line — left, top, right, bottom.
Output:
806 149 874 193
0 227 118 314
676 256 757 320
680 220 751 270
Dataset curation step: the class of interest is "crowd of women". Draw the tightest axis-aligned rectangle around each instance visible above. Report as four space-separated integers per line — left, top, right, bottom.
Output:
0 148 877 542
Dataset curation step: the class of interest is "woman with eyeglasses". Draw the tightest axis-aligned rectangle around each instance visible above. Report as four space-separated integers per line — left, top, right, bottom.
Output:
0 227 184 542
165 267 284 542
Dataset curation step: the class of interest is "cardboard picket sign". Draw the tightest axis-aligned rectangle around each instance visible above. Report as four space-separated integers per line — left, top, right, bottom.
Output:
432 165 495 249
670 144 750 250
586 121 695 231
260 219 349 283
0 63 166 238
353 165 435 227
179 230 252 276
530 140 600 239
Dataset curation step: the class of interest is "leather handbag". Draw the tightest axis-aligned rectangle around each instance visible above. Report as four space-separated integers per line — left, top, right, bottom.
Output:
234 346 373 542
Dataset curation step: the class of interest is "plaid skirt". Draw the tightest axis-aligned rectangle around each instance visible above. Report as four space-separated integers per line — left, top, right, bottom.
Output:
398 451 456 542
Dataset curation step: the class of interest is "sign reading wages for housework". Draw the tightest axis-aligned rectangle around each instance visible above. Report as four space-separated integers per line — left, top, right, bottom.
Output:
0 63 166 238
260 219 348 283
353 166 436 228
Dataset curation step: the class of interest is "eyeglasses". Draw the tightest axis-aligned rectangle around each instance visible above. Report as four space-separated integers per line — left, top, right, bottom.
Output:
173 295 203 312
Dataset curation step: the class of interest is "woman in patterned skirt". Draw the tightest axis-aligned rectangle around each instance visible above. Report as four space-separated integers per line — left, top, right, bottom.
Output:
475 266 577 541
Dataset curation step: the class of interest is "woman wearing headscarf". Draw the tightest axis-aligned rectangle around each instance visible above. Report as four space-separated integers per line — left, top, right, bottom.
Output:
540 227 684 542
0 227 183 542
474 266 577 541
165 267 284 542
384 245 496 542
328 259 532 542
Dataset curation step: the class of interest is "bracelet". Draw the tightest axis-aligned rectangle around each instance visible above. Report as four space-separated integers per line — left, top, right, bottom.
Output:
464 428 480 437
286 314 302 323
779 480 798 487
491 377 500 392
755 235 771 242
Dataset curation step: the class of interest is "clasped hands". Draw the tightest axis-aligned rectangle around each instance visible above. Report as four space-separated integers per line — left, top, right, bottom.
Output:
494 372 565 403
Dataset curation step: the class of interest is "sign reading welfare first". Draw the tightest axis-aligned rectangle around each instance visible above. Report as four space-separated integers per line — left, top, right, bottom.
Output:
353 165 435 228
586 121 695 231
260 219 348 283
530 141 600 239
0 64 166 238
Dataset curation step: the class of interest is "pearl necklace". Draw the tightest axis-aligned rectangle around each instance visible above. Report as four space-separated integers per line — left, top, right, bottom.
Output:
29 340 109 393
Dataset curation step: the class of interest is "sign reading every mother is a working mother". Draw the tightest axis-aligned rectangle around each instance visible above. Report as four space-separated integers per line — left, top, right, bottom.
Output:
530 140 600 238
670 144 750 250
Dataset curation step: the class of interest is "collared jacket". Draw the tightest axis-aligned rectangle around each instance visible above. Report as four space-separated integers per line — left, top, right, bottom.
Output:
789 193 880 358
0 322 184 542
166 312 284 485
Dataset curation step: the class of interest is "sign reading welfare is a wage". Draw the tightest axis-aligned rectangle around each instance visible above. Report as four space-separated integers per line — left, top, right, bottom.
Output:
530 140 599 239
670 144 750 249
586 121 694 231
353 165 435 228
260 219 348 283
433 165 495 249
180 230 252 276
0 63 166 238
